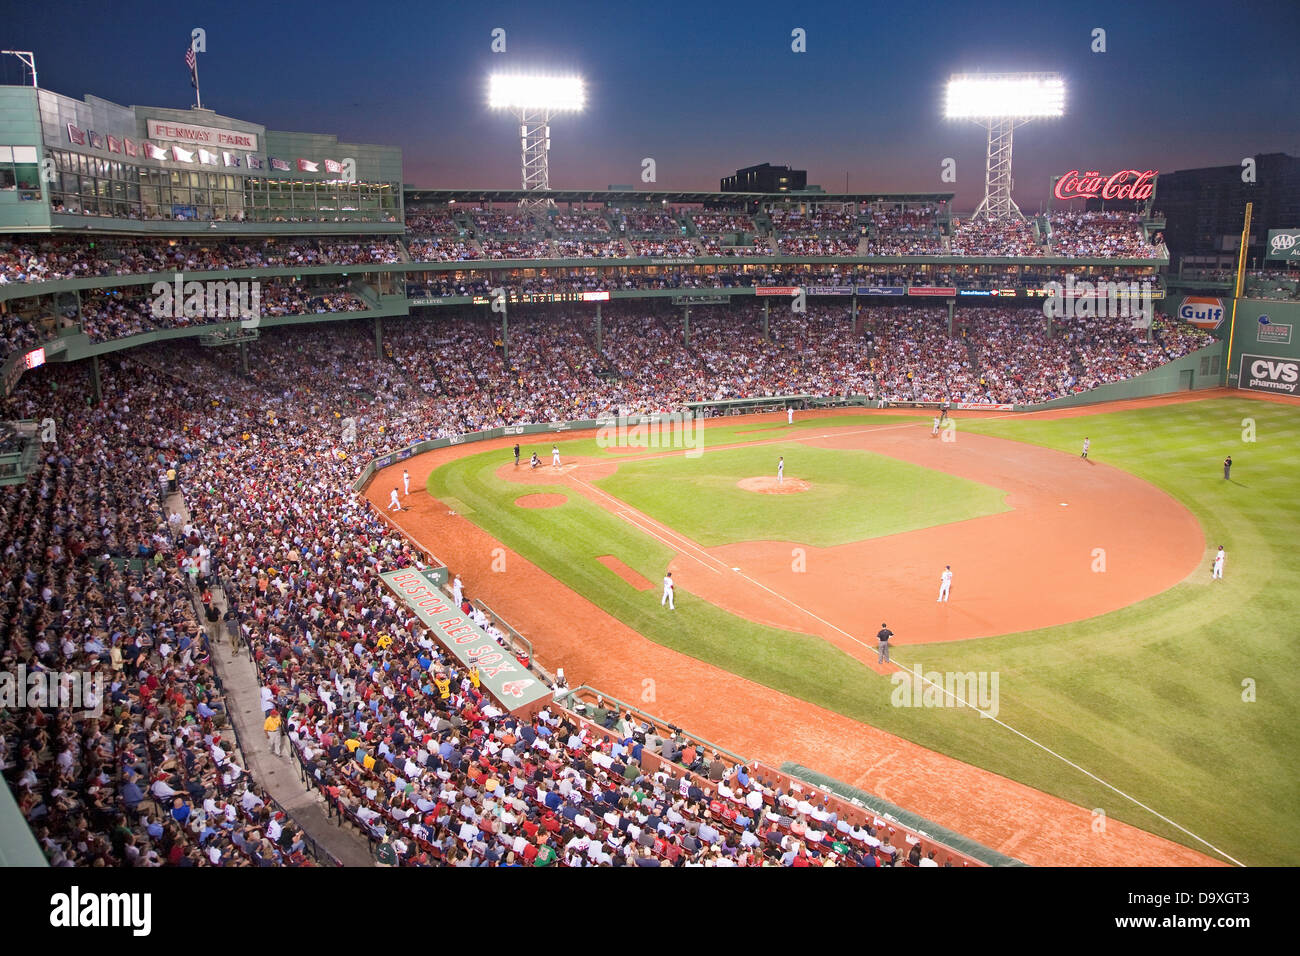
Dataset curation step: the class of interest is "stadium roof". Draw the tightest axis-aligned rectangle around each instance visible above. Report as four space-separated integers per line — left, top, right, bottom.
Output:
402 187 954 205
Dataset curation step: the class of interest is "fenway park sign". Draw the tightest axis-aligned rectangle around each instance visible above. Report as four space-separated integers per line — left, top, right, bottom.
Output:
1054 169 1157 202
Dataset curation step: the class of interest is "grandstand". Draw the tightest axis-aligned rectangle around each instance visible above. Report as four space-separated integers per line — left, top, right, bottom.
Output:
0 71 1284 877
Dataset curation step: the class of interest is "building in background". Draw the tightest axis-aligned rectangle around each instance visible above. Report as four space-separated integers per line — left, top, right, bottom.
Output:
721 162 807 193
0 84 403 234
1154 153 1300 272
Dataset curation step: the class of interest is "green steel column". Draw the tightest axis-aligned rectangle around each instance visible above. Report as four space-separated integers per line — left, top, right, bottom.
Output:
502 309 509 365
374 316 383 361
595 303 603 352
683 306 690 347
762 299 770 343
240 340 249 376
946 298 955 336
90 354 102 405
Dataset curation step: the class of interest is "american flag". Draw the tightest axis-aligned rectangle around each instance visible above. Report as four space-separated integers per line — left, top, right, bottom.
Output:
185 46 197 88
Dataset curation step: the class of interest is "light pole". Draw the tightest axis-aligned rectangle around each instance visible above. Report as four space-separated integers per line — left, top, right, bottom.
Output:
945 73 1064 223
488 74 586 209
2 51 37 88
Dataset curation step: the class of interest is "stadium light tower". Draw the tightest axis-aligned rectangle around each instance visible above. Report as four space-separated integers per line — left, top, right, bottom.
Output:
488 74 586 209
945 73 1064 222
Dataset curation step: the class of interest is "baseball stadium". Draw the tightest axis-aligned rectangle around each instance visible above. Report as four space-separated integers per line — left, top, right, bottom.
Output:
1 6 1298 893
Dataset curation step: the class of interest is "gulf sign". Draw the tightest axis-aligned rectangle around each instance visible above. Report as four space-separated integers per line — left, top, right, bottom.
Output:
1178 296 1226 330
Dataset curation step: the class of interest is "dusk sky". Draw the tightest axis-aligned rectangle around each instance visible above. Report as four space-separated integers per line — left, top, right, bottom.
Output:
5 0 1297 210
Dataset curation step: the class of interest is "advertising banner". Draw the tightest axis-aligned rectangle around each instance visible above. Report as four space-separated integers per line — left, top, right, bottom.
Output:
1178 296 1227 330
380 569 551 713
1257 317 1293 345
1237 353 1299 395
1265 230 1300 262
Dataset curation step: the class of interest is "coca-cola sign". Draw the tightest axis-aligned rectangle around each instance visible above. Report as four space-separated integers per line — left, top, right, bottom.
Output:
1054 169 1157 201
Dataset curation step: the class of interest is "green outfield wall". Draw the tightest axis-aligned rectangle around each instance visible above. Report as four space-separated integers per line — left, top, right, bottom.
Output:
1225 299 1300 398
1014 344 1226 412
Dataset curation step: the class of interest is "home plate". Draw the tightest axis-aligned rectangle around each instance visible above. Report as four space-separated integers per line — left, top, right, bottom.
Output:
1059 503 1068 507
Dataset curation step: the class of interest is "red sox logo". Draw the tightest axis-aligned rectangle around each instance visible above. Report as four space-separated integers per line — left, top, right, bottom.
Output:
500 679 535 698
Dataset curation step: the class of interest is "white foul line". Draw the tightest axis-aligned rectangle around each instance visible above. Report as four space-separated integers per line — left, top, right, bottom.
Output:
611 508 722 575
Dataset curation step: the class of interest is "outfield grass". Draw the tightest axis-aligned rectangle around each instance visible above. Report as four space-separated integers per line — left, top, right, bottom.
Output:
593 442 1007 547
428 398 1300 865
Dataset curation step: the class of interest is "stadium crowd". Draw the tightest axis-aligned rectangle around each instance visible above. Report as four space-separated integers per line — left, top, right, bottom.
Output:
1048 211 1158 258
2 346 962 867
0 237 403 285
950 217 1041 256
549 212 611 235
69 282 367 344
0 289 1215 867
0 362 307 866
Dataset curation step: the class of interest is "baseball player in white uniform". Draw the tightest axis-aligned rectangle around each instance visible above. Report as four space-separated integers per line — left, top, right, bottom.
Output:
552 444 561 469
932 416 941 437
403 469 410 495
777 456 784 485
1081 437 1091 459
452 574 463 604
938 565 952 602
787 407 794 425
661 572 675 610
388 487 401 512
1211 546 1225 580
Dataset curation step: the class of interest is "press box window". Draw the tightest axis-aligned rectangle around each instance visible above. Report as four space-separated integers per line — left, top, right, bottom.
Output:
0 146 40 191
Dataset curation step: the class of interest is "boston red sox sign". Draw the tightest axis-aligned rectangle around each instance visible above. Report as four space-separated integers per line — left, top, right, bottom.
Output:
380 568 552 713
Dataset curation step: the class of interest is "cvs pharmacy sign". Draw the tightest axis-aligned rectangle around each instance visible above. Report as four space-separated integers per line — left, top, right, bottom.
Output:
1239 354 1299 395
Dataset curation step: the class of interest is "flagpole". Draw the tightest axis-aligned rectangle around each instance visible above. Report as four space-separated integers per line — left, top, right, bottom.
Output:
193 50 202 109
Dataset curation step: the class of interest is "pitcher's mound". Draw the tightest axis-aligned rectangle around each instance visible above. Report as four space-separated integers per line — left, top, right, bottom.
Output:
515 493 568 509
737 477 810 494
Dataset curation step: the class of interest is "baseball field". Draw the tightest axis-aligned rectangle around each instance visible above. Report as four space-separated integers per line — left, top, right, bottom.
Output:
374 391 1300 867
